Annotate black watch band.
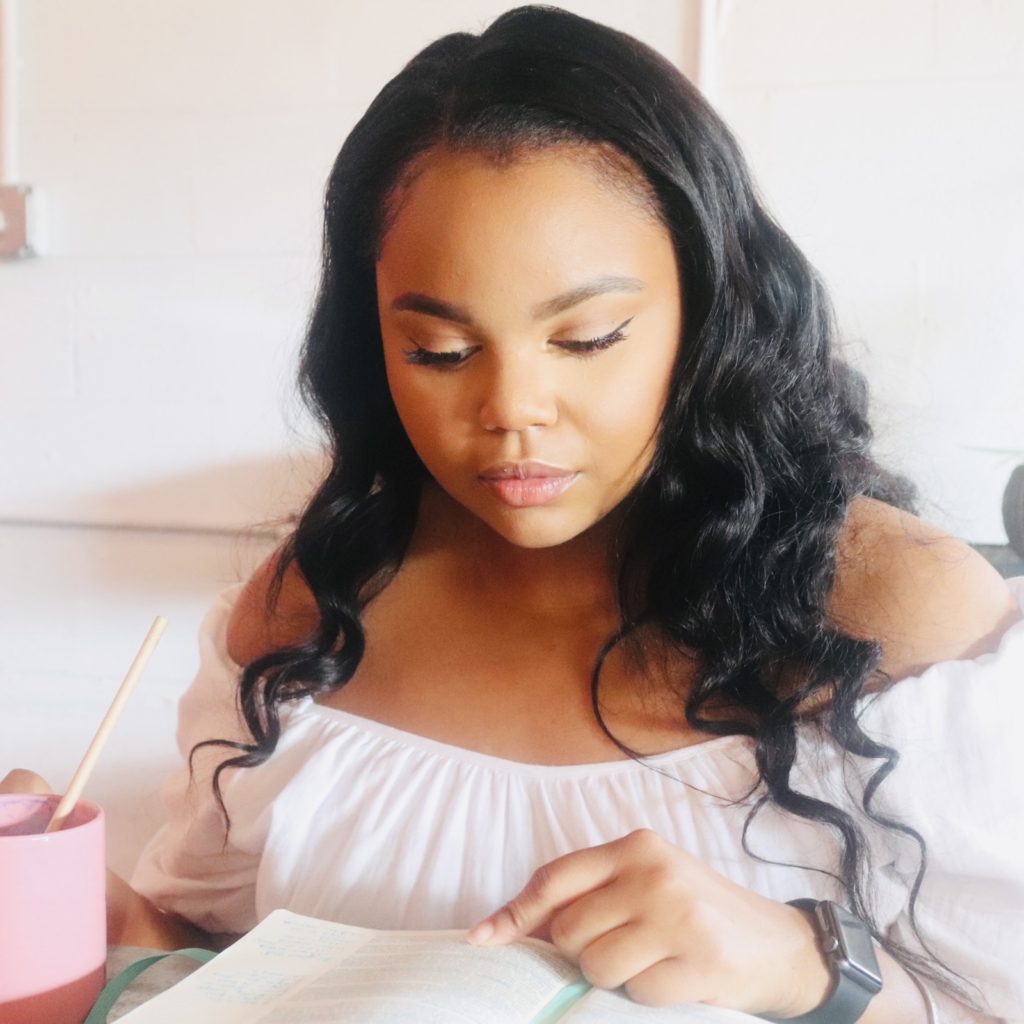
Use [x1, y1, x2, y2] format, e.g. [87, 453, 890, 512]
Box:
[760, 899, 883, 1024]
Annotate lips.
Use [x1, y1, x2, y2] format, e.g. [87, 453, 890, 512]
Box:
[478, 463, 580, 508]
[479, 461, 574, 480]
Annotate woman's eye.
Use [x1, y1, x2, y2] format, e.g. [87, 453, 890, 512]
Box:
[554, 317, 633, 357]
[401, 346, 475, 369]
[400, 317, 633, 369]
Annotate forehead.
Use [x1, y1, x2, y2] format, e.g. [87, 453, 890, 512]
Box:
[380, 142, 660, 237]
[375, 146, 675, 303]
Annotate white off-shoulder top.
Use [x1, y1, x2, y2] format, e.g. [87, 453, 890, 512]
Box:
[132, 578, 1024, 1019]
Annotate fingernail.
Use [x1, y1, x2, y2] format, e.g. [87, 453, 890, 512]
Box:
[466, 918, 495, 945]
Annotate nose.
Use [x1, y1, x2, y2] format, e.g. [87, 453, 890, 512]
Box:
[477, 353, 558, 433]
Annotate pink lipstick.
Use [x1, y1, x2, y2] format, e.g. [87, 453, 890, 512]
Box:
[479, 462, 579, 508]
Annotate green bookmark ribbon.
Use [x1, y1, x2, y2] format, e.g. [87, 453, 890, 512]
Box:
[84, 947, 217, 1023]
[530, 978, 593, 1024]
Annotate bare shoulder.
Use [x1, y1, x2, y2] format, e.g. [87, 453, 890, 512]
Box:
[226, 548, 320, 666]
[829, 496, 1023, 683]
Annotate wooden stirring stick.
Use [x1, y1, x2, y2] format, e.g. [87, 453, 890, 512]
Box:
[45, 615, 168, 833]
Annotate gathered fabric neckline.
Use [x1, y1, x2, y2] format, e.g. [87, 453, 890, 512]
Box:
[297, 696, 756, 779]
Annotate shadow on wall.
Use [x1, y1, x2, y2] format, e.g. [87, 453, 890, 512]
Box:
[23, 450, 330, 537]
[70, 522, 283, 598]
[3, 452, 328, 598]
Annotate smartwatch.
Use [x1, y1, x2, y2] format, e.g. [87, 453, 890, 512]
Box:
[761, 899, 883, 1024]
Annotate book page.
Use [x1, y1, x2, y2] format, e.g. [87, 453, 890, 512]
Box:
[119, 910, 581, 1024]
[563, 987, 765, 1023]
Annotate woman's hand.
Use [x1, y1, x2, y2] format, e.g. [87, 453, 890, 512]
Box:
[467, 829, 831, 1017]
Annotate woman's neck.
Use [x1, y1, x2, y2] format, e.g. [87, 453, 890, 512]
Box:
[407, 481, 622, 630]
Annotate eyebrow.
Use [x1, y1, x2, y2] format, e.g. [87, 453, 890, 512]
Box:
[389, 275, 646, 327]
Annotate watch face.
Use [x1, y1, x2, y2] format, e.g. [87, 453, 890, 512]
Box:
[821, 902, 884, 991]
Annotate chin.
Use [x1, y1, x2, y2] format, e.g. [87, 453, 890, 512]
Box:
[479, 510, 596, 550]
[432, 479, 608, 550]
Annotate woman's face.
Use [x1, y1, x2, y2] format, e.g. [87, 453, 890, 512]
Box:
[375, 146, 682, 550]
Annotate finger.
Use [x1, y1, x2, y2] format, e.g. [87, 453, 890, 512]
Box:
[575, 921, 666, 992]
[624, 955, 701, 1009]
[467, 842, 621, 946]
[0, 769, 53, 795]
[547, 879, 633, 961]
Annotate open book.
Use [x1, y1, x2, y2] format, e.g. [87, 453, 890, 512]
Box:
[119, 909, 763, 1023]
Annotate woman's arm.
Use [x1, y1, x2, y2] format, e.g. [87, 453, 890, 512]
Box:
[106, 869, 216, 950]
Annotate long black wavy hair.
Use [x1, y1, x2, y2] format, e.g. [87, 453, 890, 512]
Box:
[196, 4, 980, 1006]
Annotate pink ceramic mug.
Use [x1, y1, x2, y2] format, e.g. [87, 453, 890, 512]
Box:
[0, 793, 106, 1024]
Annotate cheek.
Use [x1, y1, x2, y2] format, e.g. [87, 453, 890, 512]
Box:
[578, 355, 674, 457]
[385, 364, 462, 460]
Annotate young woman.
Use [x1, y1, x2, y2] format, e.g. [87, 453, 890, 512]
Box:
[7, 6, 1022, 1022]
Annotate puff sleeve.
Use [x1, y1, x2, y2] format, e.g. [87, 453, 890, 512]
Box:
[855, 576, 1024, 1020]
[130, 585, 268, 935]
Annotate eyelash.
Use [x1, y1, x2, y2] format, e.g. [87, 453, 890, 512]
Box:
[402, 318, 634, 370]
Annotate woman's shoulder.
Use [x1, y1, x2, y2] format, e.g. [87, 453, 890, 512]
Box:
[223, 497, 1023, 682]
[829, 496, 1022, 683]
[226, 549, 320, 666]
